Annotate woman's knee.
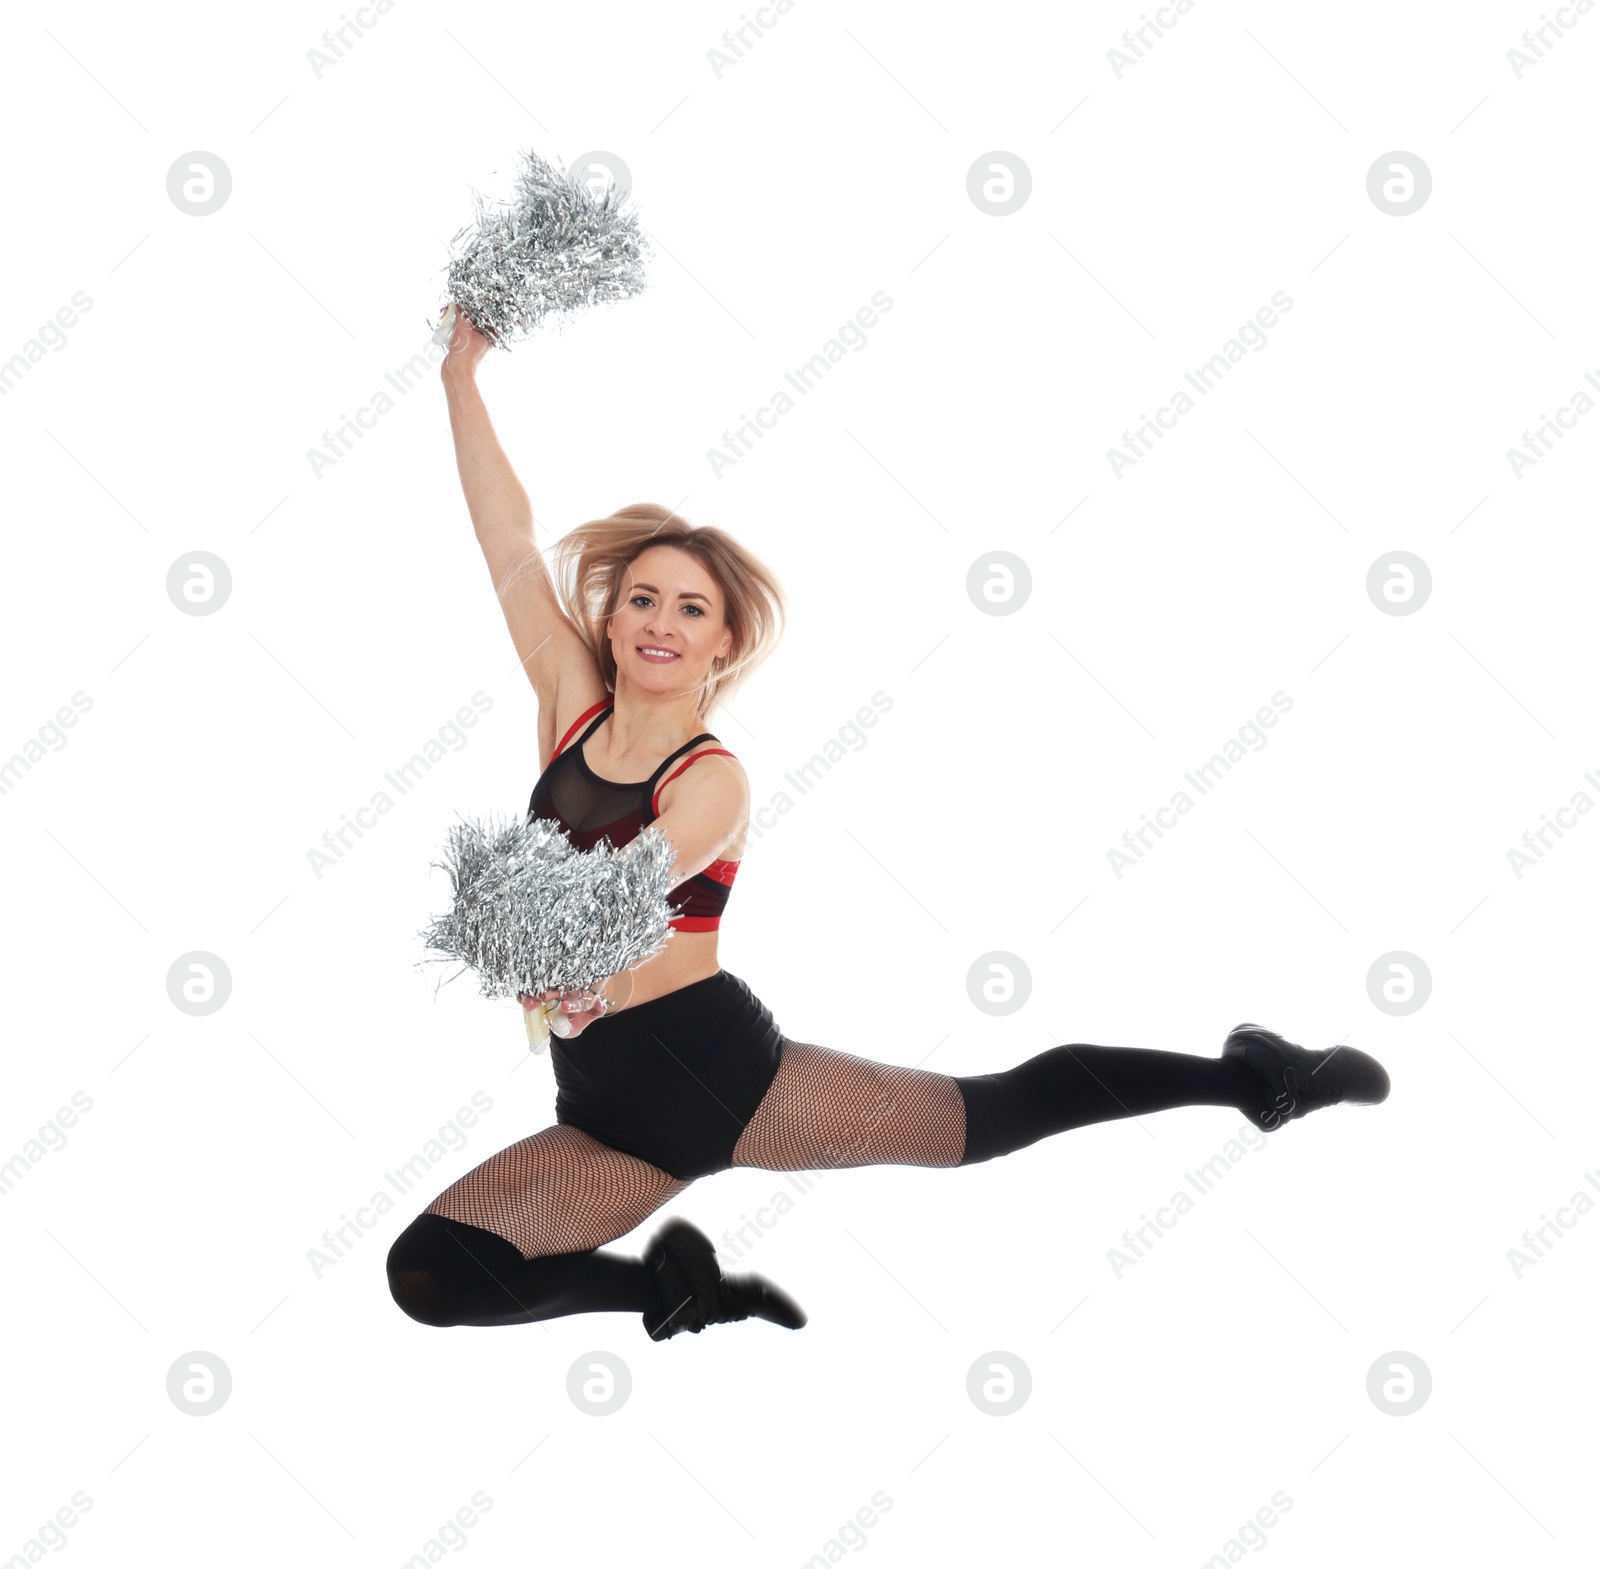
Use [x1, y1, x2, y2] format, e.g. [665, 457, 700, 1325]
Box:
[387, 1220, 461, 1326]
[387, 1262, 459, 1326]
[385, 1213, 526, 1327]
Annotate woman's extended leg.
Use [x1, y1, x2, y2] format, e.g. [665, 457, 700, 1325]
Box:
[387, 1124, 691, 1327]
[730, 1037, 1274, 1171]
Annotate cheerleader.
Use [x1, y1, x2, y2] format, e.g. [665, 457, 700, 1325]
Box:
[387, 311, 1390, 1341]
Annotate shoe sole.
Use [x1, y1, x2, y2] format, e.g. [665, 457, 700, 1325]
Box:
[734, 1273, 808, 1330]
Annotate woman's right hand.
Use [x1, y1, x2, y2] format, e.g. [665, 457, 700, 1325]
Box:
[439, 305, 494, 383]
[519, 986, 609, 1038]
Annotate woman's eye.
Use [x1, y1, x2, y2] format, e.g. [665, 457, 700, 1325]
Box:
[632, 594, 703, 615]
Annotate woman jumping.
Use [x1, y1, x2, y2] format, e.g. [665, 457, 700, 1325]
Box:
[386, 311, 1391, 1342]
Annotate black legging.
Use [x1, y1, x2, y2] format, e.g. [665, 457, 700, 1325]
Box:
[388, 1215, 658, 1326]
[386, 1042, 1267, 1327]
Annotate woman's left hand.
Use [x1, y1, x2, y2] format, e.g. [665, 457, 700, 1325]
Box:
[520, 986, 608, 1037]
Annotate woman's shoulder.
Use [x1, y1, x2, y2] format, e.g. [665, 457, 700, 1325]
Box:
[662, 737, 747, 793]
[658, 741, 750, 859]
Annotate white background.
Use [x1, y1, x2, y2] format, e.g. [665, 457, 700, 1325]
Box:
[2, 1, 1595, 1564]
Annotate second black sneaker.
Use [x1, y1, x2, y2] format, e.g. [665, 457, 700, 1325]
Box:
[641, 1217, 808, 1342]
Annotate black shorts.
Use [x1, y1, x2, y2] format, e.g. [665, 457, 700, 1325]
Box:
[550, 968, 785, 1181]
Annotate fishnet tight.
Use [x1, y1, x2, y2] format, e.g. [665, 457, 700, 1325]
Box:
[420, 1040, 966, 1259]
[423, 1123, 692, 1260]
[731, 1039, 967, 1170]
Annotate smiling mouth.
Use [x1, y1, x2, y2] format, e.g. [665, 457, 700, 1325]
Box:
[637, 646, 679, 662]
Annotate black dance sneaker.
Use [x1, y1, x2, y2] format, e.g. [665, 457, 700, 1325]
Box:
[641, 1217, 808, 1342]
[1222, 1023, 1391, 1132]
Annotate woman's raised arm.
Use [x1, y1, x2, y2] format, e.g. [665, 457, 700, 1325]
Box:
[439, 308, 589, 708]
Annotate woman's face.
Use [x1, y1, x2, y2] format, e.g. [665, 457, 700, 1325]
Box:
[608, 546, 733, 697]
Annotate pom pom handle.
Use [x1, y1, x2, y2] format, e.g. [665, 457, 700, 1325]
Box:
[433, 302, 458, 348]
[522, 994, 578, 1051]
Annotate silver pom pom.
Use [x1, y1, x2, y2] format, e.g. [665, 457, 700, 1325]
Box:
[416, 813, 679, 1005]
[433, 146, 652, 348]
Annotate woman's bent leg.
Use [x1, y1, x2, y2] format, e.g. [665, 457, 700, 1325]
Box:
[386, 1214, 667, 1326]
[387, 1124, 691, 1326]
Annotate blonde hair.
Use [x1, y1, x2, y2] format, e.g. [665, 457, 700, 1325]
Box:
[549, 502, 786, 720]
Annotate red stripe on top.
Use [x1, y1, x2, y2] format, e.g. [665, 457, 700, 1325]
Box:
[650, 748, 737, 815]
[551, 697, 613, 761]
